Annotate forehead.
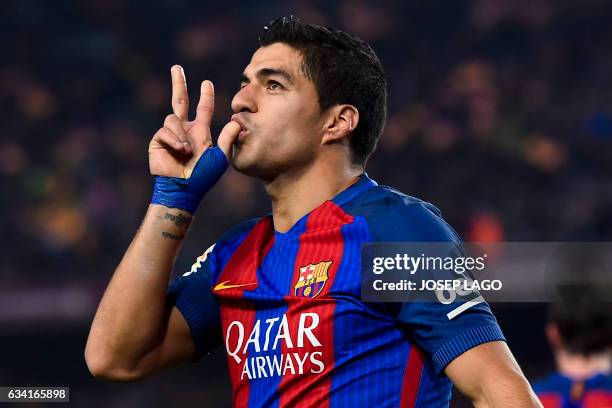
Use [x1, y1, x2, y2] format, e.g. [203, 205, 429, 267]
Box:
[245, 43, 305, 79]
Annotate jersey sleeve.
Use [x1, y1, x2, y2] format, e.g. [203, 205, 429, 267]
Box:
[167, 244, 222, 356]
[360, 190, 506, 374]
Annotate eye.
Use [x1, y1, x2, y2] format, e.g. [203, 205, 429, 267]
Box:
[266, 80, 283, 91]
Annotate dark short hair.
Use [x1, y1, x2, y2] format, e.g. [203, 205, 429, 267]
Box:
[259, 16, 387, 166]
[549, 302, 612, 356]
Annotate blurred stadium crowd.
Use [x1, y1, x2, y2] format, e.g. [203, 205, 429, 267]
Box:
[4, 0, 612, 286]
[1, 0, 611, 406]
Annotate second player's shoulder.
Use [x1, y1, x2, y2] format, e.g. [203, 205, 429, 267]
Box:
[342, 183, 462, 243]
[588, 373, 612, 391]
[532, 372, 569, 394]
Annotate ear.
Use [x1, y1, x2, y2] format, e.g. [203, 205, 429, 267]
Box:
[546, 323, 562, 350]
[321, 104, 359, 145]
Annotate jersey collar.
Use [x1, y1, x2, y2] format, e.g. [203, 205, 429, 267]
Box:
[331, 172, 378, 207]
[272, 173, 377, 238]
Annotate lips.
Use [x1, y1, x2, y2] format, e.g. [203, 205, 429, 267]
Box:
[231, 114, 248, 132]
[231, 115, 250, 142]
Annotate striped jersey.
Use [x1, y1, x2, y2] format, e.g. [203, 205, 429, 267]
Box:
[168, 174, 505, 407]
[534, 372, 612, 408]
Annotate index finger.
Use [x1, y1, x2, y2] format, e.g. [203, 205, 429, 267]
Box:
[171, 65, 189, 120]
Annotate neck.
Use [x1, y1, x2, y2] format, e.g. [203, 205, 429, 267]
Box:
[556, 349, 611, 381]
[264, 161, 362, 233]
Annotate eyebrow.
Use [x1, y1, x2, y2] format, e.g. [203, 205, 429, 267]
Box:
[240, 68, 295, 86]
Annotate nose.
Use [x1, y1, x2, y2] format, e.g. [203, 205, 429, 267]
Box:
[231, 84, 257, 114]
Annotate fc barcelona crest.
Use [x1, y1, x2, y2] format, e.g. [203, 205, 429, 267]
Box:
[294, 261, 332, 298]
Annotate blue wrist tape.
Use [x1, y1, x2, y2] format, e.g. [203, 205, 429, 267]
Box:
[151, 146, 228, 214]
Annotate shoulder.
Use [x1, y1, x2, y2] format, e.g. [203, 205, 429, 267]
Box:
[208, 216, 264, 261]
[341, 184, 462, 243]
[215, 217, 262, 248]
[588, 373, 612, 391]
[531, 373, 568, 393]
[186, 217, 262, 277]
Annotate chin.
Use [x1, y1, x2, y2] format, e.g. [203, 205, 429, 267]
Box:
[232, 153, 280, 180]
[231, 150, 260, 176]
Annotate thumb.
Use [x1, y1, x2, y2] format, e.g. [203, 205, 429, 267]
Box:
[217, 121, 242, 159]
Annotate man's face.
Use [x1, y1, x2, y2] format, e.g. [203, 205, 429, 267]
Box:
[230, 43, 323, 179]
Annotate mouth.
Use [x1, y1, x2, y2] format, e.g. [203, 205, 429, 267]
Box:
[231, 115, 248, 131]
[237, 128, 249, 142]
[231, 114, 250, 143]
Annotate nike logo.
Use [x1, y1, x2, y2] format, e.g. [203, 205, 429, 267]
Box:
[213, 280, 257, 291]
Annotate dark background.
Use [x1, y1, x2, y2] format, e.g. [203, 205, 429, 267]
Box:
[2, 0, 612, 406]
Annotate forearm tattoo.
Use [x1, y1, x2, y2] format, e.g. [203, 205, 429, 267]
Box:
[161, 231, 185, 240]
[159, 212, 190, 240]
[163, 212, 191, 228]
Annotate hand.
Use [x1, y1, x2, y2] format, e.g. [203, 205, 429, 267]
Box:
[148, 65, 241, 178]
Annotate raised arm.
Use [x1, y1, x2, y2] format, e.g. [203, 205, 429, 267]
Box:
[85, 66, 240, 381]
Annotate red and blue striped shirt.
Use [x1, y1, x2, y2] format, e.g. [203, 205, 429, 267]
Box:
[168, 174, 505, 407]
[534, 372, 612, 408]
